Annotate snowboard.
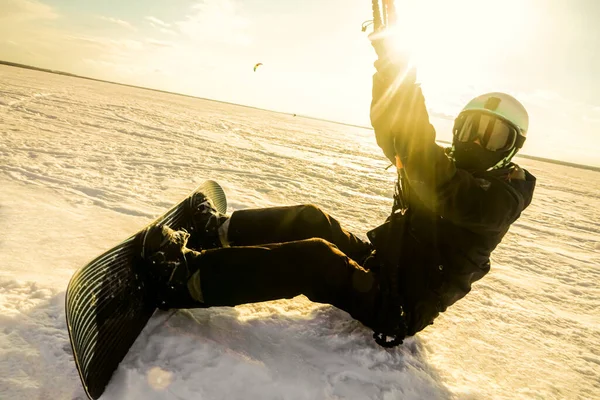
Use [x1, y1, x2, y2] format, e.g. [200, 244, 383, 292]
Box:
[65, 180, 227, 400]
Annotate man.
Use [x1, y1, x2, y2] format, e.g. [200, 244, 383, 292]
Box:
[365, 33, 537, 339]
[142, 34, 536, 346]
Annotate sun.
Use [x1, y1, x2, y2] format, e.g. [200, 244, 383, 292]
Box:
[384, 0, 535, 109]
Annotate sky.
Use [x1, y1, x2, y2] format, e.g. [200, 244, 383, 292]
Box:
[1, 0, 599, 167]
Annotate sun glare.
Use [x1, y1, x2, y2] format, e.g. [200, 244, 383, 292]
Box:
[385, 0, 535, 110]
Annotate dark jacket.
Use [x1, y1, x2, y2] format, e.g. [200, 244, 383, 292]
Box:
[393, 164, 535, 335]
[369, 75, 536, 336]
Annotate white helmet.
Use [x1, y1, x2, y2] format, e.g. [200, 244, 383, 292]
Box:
[452, 92, 529, 169]
[457, 92, 528, 144]
[462, 92, 527, 134]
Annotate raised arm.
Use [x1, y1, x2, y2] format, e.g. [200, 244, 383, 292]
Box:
[369, 35, 525, 233]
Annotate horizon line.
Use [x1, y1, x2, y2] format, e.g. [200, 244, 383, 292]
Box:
[1, 59, 598, 173]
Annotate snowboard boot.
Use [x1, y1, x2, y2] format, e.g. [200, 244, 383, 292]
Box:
[141, 224, 206, 310]
[186, 192, 229, 251]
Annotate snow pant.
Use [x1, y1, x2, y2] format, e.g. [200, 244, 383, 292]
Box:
[225, 204, 373, 264]
[184, 205, 384, 331]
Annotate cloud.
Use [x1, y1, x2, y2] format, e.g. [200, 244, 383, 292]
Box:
[98, 16, 136, 31]
[518, 89, 598, 115]
[110, 38, 144, 51]
[176, 0, 251, 45]
[63, 35, 144, 52]
[146, 39, 175, 48]
[160, 28, 178, 36]
[0, 0, 58, 21]
[145, 16, 178, 36]
[145, 16, 170, 28]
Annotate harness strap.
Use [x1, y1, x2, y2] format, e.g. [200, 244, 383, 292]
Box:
[372, 168, 408, 347]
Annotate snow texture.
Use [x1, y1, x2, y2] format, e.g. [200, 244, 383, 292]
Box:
[1, 65, 599, 400]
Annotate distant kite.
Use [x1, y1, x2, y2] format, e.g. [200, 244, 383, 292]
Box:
[253, 63, 263, 72]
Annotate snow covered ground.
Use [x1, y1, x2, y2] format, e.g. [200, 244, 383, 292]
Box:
[1, 64, 599, 400]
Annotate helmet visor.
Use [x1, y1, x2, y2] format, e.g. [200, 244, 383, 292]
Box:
[454, 112, 518, 152]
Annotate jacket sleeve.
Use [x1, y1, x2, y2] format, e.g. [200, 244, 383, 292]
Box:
[370, 57, 418, 164]
[375, 80, 524, 234]
[422, 170, 525, 234]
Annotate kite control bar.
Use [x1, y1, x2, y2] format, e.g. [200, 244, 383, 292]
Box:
[362, 0, 397, 33]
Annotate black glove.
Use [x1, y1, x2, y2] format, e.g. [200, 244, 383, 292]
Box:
[369, 32, 414, 79]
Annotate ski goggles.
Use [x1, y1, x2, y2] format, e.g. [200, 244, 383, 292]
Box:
[453, 112, 523, 152]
